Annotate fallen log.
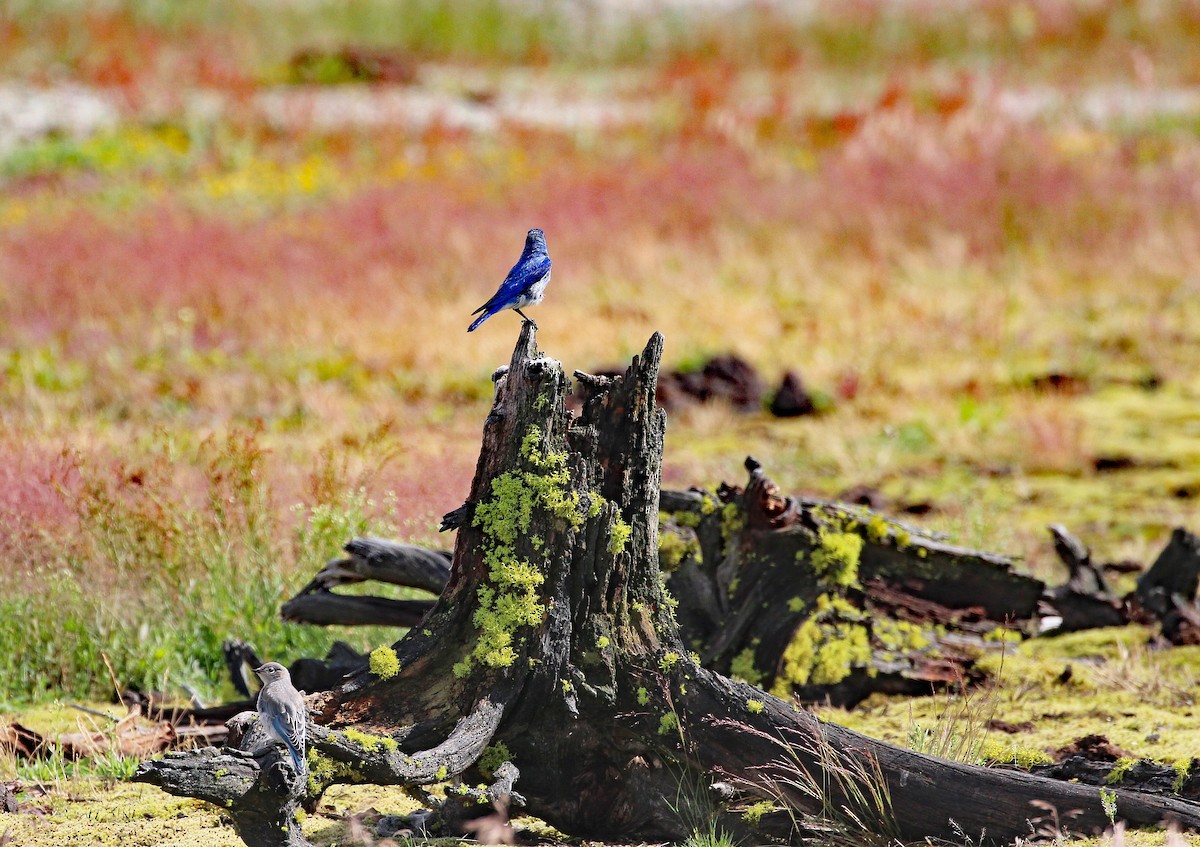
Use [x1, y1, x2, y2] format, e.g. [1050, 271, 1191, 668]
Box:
[1137, 528, 1200, 620]
[658, 456, 1044, 705]
[1, 711, 176, 760]
[136, 325, 1200, 846]
[282, 468, 1042, 706]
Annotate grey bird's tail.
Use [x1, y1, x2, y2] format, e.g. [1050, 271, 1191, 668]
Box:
[284, 740, 306, 774]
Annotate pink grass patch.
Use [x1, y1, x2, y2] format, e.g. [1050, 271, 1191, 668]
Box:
[0, 443, 83, 568]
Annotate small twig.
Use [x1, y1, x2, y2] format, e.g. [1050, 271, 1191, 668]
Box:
[182, 684, 207, 710]
[101, 652, 124, 704]
[67, 703, 119, 723]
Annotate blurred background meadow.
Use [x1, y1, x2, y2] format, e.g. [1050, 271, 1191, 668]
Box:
[0, 0, 1198, 732]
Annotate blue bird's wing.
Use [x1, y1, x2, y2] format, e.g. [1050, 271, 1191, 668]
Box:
[472, 254, 551, 315]
[510, 253, 552, 297]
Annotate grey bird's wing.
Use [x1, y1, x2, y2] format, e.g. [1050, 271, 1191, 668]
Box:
[278, 685, 308, 748]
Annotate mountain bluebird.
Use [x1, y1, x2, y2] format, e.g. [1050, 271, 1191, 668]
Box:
[255, 662, 307, 775]
[468, 228, 552, 332]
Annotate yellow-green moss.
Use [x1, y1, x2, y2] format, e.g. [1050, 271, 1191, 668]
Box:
[720, 502, 745, 540]
[808, 530, 864, 588]
[307, 749, 367, 795]
[1106, 756, 1137, 784]
[368, 646, 401, 679]
[742, 799, 776, 825]
[597, 635, 610, 649]
[1174, 758, 1192, 791]
[700, 494, 718, 516]
[983, 626, 1022, 643]
[466, 425, 590, 669]
[660, 650, 681, 671]
[771, 594, 871, 697]
[658, 712, 679, 735]
[866, 515, 890, 543]
[1018, 625, 1148, 661]
[477, 742, 512, 780]
[0, 782, 231, 847]
[746, 699, 764, 714]
[979, 740, 1053, 769]
[608, 516, 632, 555]
[658, 528, 700, 571]
[636, 686, 650, 705]
[670, 509, 702, 528]
[873, 618, 931, 656]
[730, 647, 764, 686]
[435, 765, 449, 781]
[342, 727, 399, 753]
[817, 627, 1200, 783]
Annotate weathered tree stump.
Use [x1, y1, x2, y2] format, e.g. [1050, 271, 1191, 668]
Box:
[138, 325, 1200, 845]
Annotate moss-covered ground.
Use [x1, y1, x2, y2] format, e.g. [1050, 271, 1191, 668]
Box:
[817, 626, 1200, 770]
[7, 626, 1200, 844]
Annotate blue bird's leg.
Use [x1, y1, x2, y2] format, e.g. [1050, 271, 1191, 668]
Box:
[514, 307, 536, 328]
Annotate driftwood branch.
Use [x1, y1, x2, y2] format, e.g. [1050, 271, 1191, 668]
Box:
[281, 594, 433, 628]
[280, 539, 449, 627]
[308, 694, 506, 786]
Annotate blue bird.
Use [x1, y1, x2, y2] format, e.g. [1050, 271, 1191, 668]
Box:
[468, 228, 552, 332]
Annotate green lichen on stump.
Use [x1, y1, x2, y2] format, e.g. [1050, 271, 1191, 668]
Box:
[729, 647, 764, 686]
[477, 742, 512, 780]
[608, 516, 632, 555]
[368, 646, 401, 679]
[807, 529, 864, 588]
[467, 425, 588, 669]
[341, 727, 399, 753]
[657, 526, 700, 571]
[742, 800, 776, 826]
[307, 749, 368, 795]
[772, 594, 871, 698]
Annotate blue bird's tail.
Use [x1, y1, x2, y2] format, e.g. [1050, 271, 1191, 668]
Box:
[467, 312, 490, 332]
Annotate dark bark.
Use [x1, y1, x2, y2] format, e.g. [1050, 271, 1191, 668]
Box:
[1137, 528, 1200, 618]
[280, 593, 432, 628]
[1033, 526, 1200, 641]
[139, 325, 1200, 846]
[221, 640, 370, 701]
[303, 538, 451, 595]
[1041, 525, 1126, 634]
[1033, 756, 1200, 800]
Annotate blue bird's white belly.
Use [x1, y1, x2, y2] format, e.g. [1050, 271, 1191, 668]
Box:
[514, 270, 550, 309]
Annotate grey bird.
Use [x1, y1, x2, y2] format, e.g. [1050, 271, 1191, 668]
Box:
[255, 662, 307, 774]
